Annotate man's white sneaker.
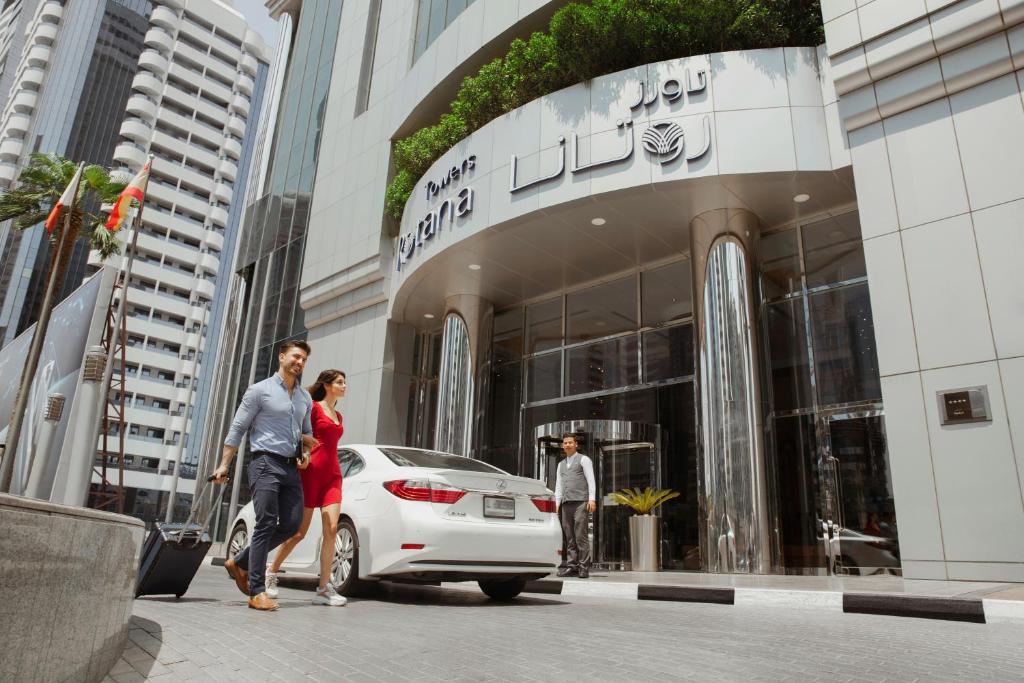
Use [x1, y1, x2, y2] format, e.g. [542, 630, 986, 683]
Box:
[313, 584, 347, 606]
[265, 572, 280, 599]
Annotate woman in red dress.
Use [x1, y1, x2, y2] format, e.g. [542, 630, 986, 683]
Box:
[266, 369, 347, 606]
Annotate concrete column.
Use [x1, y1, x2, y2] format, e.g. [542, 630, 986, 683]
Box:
[690, 208, 770, 574]
[434, 294, 491, 456]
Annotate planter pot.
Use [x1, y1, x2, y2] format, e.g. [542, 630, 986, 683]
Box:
[629, 514, 659, 571]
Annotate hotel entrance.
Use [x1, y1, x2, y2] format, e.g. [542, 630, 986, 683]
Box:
[535, 421, 661, 570]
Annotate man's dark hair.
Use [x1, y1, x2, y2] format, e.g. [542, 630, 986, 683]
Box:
[561, 433, 577, 442]
[279, 339, 311, 356]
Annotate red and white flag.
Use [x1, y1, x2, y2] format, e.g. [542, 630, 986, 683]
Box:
[105, 159, 151, 231]
[44, 163, 84, 234]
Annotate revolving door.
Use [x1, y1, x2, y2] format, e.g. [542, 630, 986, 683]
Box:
[535, 420, 661, 570]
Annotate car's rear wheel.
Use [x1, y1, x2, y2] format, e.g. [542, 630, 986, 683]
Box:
[331, 519, 368, 596]
[478, 579, 526, 600]
[227, 523, 247, 560]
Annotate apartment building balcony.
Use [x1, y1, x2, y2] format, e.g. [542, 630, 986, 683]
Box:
[240, 52, 258, 76]
[197, 251, 219, 274]
[127, 346, 184, 374]
[204, 57, 236, 87]
[151, 5, 178, 32]
[145, 206, 207, 243]
[136, 230, 200, 269]
[119, 117, 152, 144]
[201, 78, 233, 107]
[221, 137, 241, 160]
[242, 28, 261, 52]
[126, 315, 185, 344]
[125, 405, 176, 431]
[217, 157, 237, 182]
[208, 205, 229, 228]
[11, 91, 37, 114]
[129, 288, 191, 319]
[212, 182, 232, 204]
[229, 93, 250, 118]
[113, 141, 148, 168]
[139, 50, 169, 78]
[0, 162, 18, 183]
[144, 27, 174, 53]
[40, 0, 62, 22]
[25, 44, 50, 67]
[0, 138, 24, 161]
[193, 277, 215, 300]
[131, 71, 163, 97]
[147, 181, 208, 216]
[124, 376, 177, 403]
[5, 113, 30, 135]
[127, 94, 157, 122]
[225, 115, 244, 138]
[186, 303, 209, 324]
[21, 67, 45, 88]
[236, 73, 254, 97]
[32, 23, 57, 45]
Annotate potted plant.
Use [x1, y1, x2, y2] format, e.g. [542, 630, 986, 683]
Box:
[608, 487, 680, 572]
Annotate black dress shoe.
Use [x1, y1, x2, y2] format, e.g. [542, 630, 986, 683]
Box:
[577, 568, 589, 579]
[556, 567, 577, 577]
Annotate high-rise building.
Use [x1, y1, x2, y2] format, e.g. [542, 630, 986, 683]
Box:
[0, 0, 153, 344]
[81, 0, 272, 524]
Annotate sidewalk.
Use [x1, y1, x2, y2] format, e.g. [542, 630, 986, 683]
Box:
[476, 570, 1024, 624]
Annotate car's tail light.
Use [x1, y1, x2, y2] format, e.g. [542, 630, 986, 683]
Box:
[383, 479, 466, 504]
[531, 495, 556, 513]
[400, 543, 425, 550]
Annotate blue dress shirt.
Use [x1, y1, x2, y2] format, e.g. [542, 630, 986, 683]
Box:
[224, 373, 313, 457]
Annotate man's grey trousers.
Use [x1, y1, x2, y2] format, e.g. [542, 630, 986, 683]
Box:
[559, 501, 591, 570]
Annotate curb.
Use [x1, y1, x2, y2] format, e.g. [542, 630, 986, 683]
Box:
[523, 579, 1019, 624]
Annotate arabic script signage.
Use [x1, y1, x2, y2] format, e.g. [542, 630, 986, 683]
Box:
[510, 68, 711, 193]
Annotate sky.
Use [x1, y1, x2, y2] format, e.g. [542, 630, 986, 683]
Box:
[229, 0, 281, 46]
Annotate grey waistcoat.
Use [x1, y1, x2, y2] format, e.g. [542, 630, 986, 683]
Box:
[558, 454, 589, 502]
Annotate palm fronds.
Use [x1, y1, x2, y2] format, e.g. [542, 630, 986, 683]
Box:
[607, 487, 680, 515]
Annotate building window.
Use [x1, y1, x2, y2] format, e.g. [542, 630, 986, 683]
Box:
[412, 0, 477, 63]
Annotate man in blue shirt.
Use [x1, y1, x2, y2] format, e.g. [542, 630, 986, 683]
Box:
[213, 340, 318, 611]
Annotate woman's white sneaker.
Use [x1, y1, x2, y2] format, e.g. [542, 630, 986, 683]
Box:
[313, 584, 347, 606]
[265, 572, 280, 599]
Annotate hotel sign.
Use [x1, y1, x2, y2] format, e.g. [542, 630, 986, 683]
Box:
[510, 68, 711, 193]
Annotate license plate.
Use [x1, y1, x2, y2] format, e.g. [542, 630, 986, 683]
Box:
[483, 496, 515, 519]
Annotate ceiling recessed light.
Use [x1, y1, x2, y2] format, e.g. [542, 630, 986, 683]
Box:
[591, 217, 606, 226]
[423, 313, 434, 319]
[793, 193, 810, 203]
[468, 264, 481, 270]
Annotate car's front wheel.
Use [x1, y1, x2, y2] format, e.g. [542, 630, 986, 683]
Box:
[478, 579, 527, 600]
[227, 523, 247, 560]
[331, 518, 368, 596]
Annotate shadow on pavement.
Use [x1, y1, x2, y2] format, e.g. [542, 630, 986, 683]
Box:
[135, 596, 221, 603]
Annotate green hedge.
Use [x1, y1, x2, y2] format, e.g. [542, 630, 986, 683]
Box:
[385, 0, 824, 220]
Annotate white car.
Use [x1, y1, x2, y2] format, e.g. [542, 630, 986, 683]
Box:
[226, 444, 561, 599]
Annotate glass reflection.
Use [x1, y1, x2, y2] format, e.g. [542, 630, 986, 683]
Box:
[771, 415, 825, 571]
[565, 335, 639, 395]
[764, 299, 812, 411]
[760, 229, 801, 300]
[802, 212, 866, 288]
[566, 276, 637, 343]
[643, 324, 694, 381]
[526, 298, 561, 354]
[527, 351, 561, 402]
[493, 307, 523, 360]
[641, 260, 692, 325]
[809, 284, 882, 406]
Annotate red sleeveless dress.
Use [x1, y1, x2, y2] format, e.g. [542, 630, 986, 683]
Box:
[300, 401, 343, 508]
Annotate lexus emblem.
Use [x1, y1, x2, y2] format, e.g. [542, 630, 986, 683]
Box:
[642, 121, 686, 163]
[496, 480, 507, 491]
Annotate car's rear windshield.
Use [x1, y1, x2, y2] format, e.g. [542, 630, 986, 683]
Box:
[378, 447, 506, 473]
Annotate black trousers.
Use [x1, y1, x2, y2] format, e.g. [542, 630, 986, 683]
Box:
[232, 452, 303, 596]
[559, 501, 591, 571]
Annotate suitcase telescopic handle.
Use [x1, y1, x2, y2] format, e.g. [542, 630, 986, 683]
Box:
[175, 476, 229, 543]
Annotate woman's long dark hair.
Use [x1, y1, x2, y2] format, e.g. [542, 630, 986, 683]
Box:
[307, 369, 346, 402]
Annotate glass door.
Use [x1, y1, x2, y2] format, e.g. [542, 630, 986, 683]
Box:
[821, 413, 901, 575]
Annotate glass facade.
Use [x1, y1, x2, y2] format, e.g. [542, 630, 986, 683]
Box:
[462, 210, 897, 575]
[412, 0, 478, 62]
[211, 0, 341, 539]
[760, 210, 898, 575]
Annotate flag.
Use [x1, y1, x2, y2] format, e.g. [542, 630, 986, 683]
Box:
[44, 163, 84, 234]
[105, 159, 151, 231]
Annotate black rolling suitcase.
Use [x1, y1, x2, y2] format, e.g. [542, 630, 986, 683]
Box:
[135, 478, 226, 598]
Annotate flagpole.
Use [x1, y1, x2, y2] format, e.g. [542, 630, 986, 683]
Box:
[0, 162, 86, 493]
[96, 154, 153, 484]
